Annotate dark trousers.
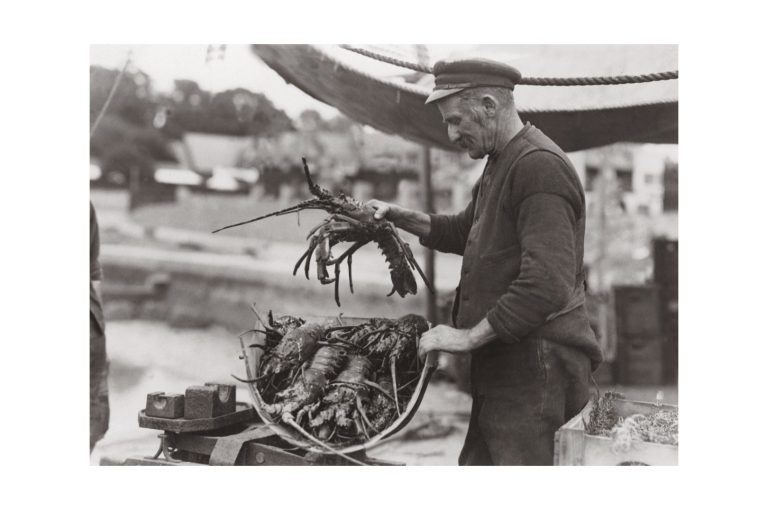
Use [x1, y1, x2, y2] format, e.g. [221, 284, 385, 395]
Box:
[90, 313, 109, 452]
[459, 339, 591, 465]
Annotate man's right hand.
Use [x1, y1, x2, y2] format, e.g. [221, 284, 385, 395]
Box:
[365, 199, 400, 222]
[364, 199, 432, 238]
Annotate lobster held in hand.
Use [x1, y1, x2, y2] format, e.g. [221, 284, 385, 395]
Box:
[213, 158, 433, 306]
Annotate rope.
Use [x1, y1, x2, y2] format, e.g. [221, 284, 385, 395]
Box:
[341, 44, 431, 73]
[521, 72, 678, 86]
[340, 45, 678, 86]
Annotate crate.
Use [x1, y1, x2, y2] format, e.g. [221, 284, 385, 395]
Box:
[613, 286, 664, 386]
[617, 337, 663, 385]
[653, 238, 678, 287]
[554, 398, 678, 465]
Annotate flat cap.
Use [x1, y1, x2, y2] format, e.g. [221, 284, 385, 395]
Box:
[425, 58, 522, 104]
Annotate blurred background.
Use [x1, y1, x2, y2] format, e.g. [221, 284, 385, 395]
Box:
[90, 44, 678, 464]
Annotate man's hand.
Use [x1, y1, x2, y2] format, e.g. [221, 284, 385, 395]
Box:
[418, 319, 498, 361]
[365, 199, 400, 221]
[364, 199, 432, 238]
[418, 325, 473, 361]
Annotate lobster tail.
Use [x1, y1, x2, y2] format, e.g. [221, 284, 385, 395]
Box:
[377, 234, 418, 297]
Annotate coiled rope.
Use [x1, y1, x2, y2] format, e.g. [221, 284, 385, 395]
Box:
[340, 45, 678, 86]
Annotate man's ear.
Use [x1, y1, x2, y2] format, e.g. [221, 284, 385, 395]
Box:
[480, 95, 498, 117]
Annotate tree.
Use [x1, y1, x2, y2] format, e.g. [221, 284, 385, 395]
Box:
[90, 65, 175, 169]
[158, 83, 294, 138]
[98, 142, 154, 189]
[297, 110, 356, 134]
[90, 65, 156, 127]
[298, 109, 324, 131]
[324, 114, 355, 134]
[90, 113, 176, 162]
[245, 91, 294, 137]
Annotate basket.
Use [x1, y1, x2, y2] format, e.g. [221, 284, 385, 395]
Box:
[238, 313, 438, 456]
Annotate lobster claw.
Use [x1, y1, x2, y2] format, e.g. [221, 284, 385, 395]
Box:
[315, 237, 336, 284]
[318, 270, 336, 285]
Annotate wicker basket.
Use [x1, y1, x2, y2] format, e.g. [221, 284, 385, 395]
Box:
[239, 313, 437, 456]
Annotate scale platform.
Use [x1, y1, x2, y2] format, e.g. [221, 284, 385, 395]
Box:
[124, 402, 401, 466]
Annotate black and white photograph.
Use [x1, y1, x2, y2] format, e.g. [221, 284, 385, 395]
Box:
[8, 1, 768, 509]
[88, 44, 679, 466]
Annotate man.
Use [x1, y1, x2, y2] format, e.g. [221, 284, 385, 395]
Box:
[366, 59, 603, 465]
[90, 201, 109, 452]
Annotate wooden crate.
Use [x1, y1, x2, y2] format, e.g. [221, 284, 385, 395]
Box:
[554, 398, 678, 465]
[613, 286, 664, 386]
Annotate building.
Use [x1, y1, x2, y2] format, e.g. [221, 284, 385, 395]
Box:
[566, 143, 679, 292]
[569, 143, 679, 218]
[170, 133, 259, 192]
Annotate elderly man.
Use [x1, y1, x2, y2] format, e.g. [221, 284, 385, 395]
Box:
[367, 59, 603, 465]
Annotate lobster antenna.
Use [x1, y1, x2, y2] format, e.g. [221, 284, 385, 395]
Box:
[211, 203, 312, 233]
[301, 157, 321, 195]
[410, 257, 435, 294]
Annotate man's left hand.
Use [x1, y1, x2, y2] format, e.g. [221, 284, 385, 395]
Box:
[418, 324, 475, 361]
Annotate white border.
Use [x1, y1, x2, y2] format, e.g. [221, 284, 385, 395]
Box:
[5, 0, 767, 510]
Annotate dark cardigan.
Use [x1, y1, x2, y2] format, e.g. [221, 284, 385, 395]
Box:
[421, 123, 603, 390]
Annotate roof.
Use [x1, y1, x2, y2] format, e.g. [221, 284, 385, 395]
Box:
[251, 44, 678, 152]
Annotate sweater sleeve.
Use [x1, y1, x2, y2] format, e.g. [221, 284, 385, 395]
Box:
[486, 151, 582, 343]
[419, 197, 475, 256]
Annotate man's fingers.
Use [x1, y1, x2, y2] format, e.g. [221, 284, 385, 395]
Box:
[373, 205, 388, 220]
[365, 200, 389, 220]
[418, 333, 432, 362]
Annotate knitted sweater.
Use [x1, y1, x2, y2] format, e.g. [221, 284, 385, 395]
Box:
[421, 123, 603, 385]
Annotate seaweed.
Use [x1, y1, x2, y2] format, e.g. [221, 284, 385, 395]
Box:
[586, 391, 679, 451]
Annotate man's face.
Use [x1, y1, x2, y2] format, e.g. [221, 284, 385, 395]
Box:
[437, 94, 494, 159]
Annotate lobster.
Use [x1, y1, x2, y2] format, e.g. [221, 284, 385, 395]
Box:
[249, 308, 305, 350]
[265, 345, 347, 421]
[256, 322, 326, 401]
[366, 314, 430, 414]
[237, 313, 432, 461]
[367, 376, 399, 434]
[213, 158, 434, 306]
[322, 317, 394, 352]
[308, 355, 377, 441]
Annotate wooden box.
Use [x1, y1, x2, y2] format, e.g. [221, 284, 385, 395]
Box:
[554, 398, 678, 466]
[613, 286, 664, 386]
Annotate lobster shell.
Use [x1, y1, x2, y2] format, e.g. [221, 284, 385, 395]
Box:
[240, 313, 438, 455]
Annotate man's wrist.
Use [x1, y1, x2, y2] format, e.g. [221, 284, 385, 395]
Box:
[386, 207, 431, 239]
[467, 318, 497, 350]
[387, 204, 405, 225]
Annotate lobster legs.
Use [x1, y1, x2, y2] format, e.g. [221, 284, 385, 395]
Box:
[293, 215, 377, 306]
[214, 159, 433, 305]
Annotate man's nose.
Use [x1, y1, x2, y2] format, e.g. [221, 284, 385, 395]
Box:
[447, 125, 461, 144]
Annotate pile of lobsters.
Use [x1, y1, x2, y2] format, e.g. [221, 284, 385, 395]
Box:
[239, 311, 430, 447]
